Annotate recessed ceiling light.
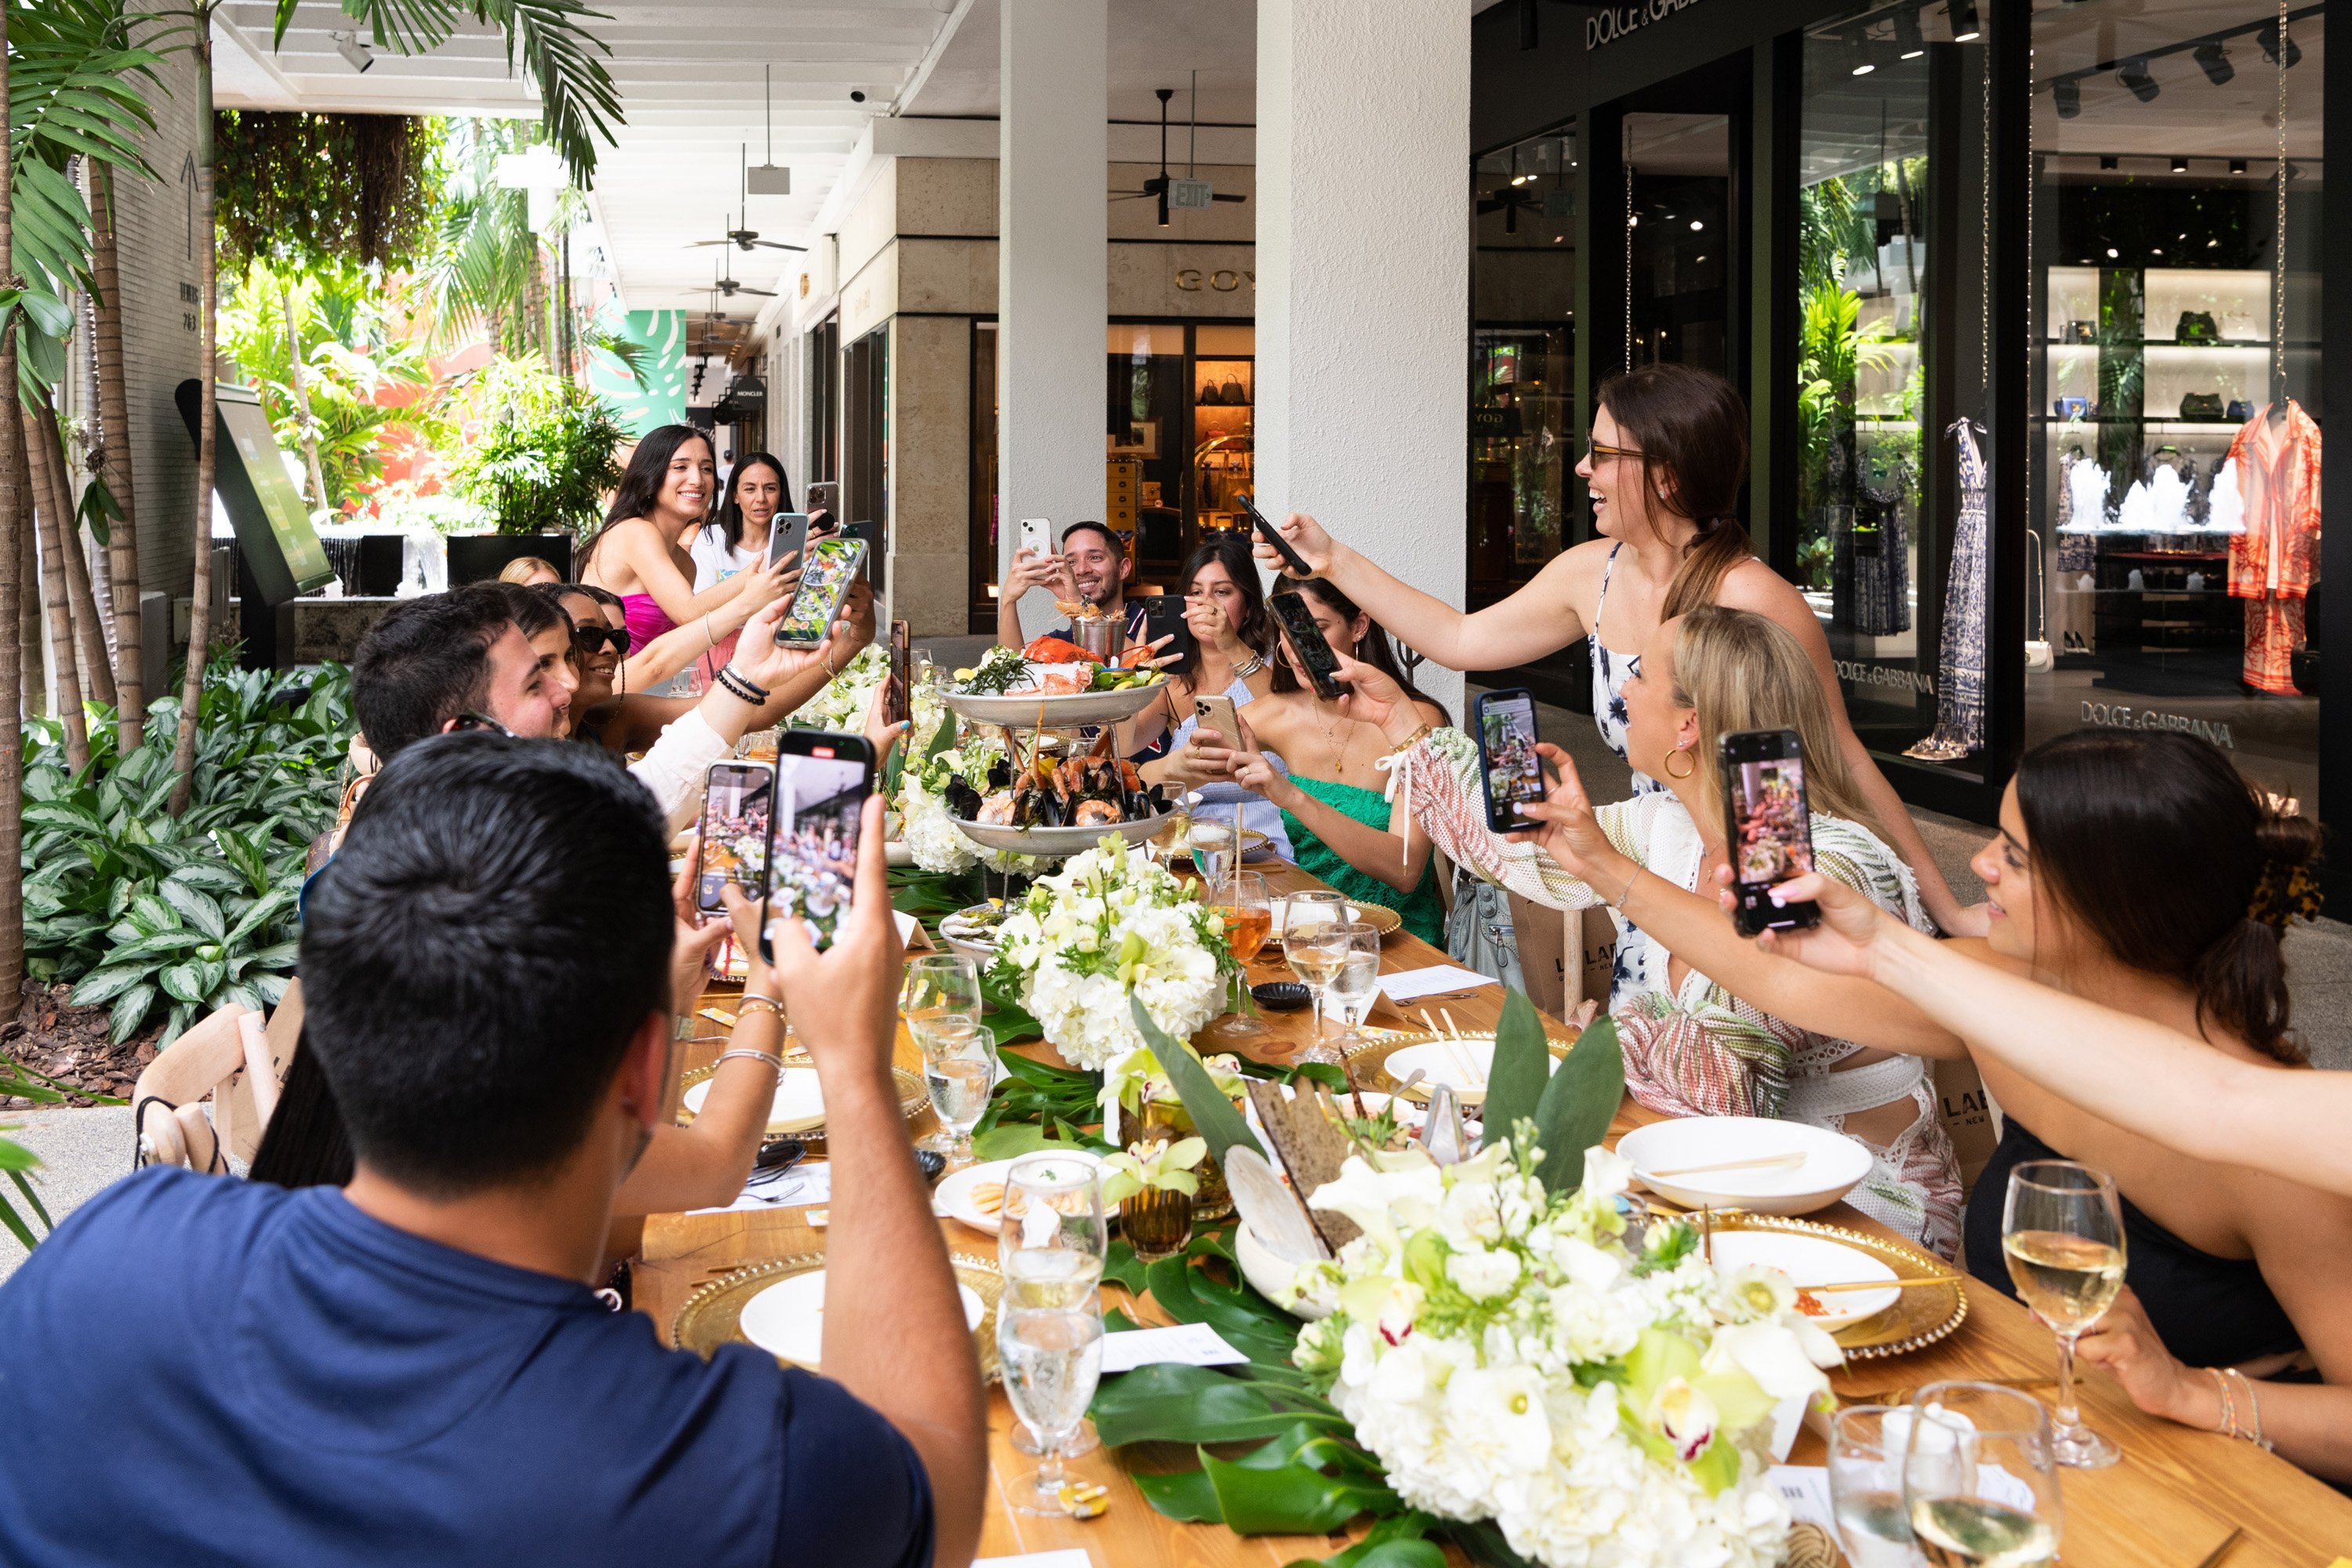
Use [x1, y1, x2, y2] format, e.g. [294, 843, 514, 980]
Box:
[2106, 246, 2120, 258]
[1690, 220, 1704, 230]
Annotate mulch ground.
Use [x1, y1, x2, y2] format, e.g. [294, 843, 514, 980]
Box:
[3, 982, 162, 1109]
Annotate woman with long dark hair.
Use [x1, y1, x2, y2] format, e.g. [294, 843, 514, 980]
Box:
[1512, 725, 2352, 1483]
[1252, 363, 1974, 933]
[1212, 576, 1449, 943]
[579, 425, 787, 656]
[692, 452, 795, 591]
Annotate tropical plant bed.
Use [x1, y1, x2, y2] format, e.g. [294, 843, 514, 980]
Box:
[2, 982, 160, 1109]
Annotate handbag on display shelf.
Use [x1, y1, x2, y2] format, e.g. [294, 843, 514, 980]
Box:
[2179, 392, 2227, 420]
[2174, 310, 2220, 343]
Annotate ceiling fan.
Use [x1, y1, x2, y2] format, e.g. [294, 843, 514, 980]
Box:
[706, 257, 775, 302]
[1109, 79, 1247, 227]
[685, 147, 808, 254]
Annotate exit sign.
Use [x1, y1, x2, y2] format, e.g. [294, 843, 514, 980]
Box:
[1168, 179, 1215, 210]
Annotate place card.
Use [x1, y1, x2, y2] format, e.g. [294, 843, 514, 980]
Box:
[1377, 965, 1499, 1005]
[1764, 1465, 1835, 1531]
[1098, 1322, 1250, 1375]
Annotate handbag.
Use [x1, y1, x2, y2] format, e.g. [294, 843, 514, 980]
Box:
[1219, 373, 1248, 406]
[2180, 393, 2226, 420]
[2175, 310, 2220, 343]
[2227, 398, 2256, 423]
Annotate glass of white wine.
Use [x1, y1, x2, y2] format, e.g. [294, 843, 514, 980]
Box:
[997, 1300, 1105, 1515]
[1828, 1406, 1929, 1568]
[1283, 919, 1351, 1066]
[2001, 1158, 2126, 1468]
[1902, 1382, 2063, 1568]
[1320, 920, 1383, 1054]
[903, 953, 990, 1162]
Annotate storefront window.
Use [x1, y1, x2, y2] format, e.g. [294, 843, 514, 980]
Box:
[1094, 321, 1256, 583]
[2026, 0, 2321, 812]
[1192, 324, 1256, 550]
[1470, 128, 1576, 622]
[805, 313, 838, 487]
[843, 323, 888, 586]
[1798, 5, 1988, 769]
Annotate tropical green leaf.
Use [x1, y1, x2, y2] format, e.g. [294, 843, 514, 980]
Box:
[70, 963, 152, 1007]
[158, 963, 209, 1004]
[1129, 995, 1255, 1170]
[107, 982, 158, 1044]
[158, 879, 226, 941]
[1478, 988, 1552, 1149]
[1090, 1362, 1336, 1447]
[1530, 1015, 1624, 1196]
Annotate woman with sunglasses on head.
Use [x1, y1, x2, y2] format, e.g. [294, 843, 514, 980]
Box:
[1253, 363, 1975, 935]
[579, 426, 792, 660]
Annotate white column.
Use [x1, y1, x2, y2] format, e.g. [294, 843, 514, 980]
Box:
[998, 0, 1107, 641]
[1256, 0, 1471, 714]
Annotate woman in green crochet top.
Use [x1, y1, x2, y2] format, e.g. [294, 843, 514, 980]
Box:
[1200, 576, 1450, 944]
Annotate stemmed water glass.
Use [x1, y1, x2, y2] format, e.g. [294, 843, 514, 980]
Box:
[2002, 1159, 2126, 1468]
[1828, 1406, 1928, 1568]
[1207, 870, 1272, 1039]
[903, 953, 990, 1163]
[1000, 1154, 1109, 1458]
[1319, 920, 1382, 1055]
[998, 1299, 1105, 1515]
[1902, 1382, 2064, 1566]
[1283, 916, 1352, 1067]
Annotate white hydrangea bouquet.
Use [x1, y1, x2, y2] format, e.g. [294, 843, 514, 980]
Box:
[1289, 1134, 1842, 1568]
[988, 835, 1235, 1069]
[787, 644, 946, 739]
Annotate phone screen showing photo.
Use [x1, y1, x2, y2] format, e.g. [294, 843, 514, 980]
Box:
[1729, 755, 1815, 890]
[767, 744, 869, 949]
[695, 764, 775, 917]
[1268, 591, 1345, 698]
[776, 537, 862, 645]
[1477, 694, 1545, 829]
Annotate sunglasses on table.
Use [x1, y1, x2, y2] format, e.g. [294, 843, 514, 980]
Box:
[572, 625, 632, 656]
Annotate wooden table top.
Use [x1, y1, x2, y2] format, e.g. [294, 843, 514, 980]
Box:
[638, 862, 2352, 1567]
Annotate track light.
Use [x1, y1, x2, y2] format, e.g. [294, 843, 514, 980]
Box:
[2172, 156, 2190, 172]
[2053, 78, 2081, 118]
[2119, 57, 2158, 103]
[2256, 20, 2301, 69]
[1893, 5, 1924, 53]
[1950, 2, 1980, 43]
[2194, 41, 2234, 86]
[332, 30, 373, 72]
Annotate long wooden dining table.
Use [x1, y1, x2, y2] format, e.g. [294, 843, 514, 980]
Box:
[639, 860, 2352, 1566]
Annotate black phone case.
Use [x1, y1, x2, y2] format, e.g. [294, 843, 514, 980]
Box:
[1139, 596, 1194, 664]
[1473, 691, 1543, 834]
[1269, 592, 1345, 700]
[1241, 496, 1312, 577]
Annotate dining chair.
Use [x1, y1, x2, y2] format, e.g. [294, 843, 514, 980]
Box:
[129, 984, 303, 1174]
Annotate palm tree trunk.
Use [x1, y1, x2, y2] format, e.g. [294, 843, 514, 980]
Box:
[0, 1, 26, 1000]
[169, 12, 216, 815]
[25, 411, 90, 770]
[34, 401, 117, 711]
[280, 286, 329, 513]
[90, 158, 145, 750]
[17, 514, 40, 719]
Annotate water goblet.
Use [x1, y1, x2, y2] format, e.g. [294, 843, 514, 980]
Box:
[997, 1301, 1105, 1515]
[1829, 1406, 1928, 1568]
[903, 953, 989, 1162]
[1319, 920, 1383, 1054]
[1207, 870, 1273, 1039]
[1903, 1381, 2063, 1567]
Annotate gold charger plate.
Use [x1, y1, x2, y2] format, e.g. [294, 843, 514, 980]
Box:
[675, 1063, 927, 1140]
[1351, 1029, 1570, 1102]
[1700, 1211, 1967, 1360]
[672, 1252, 1007, 1378]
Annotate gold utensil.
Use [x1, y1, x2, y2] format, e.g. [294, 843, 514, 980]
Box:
[1795, 1275, 1963, 1294]
[1649, 1152, 1811, 1179]
[2190, 1525, 2242, 1568]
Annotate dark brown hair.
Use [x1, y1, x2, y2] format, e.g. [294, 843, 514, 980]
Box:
[1271, 575, 1446, 722]
[2016, 729, 2323, 1064]
[579, 424, 713, 574]
[1171, 532, 1270, 685]
[1594, 363, 1751, 618]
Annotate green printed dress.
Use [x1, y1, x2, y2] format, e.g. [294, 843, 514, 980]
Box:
[1279, 775, 1446, 947]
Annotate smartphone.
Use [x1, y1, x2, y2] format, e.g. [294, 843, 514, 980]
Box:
[1472, 688, 1547, 834]
[766, 513, 810, 572]
[1240, 494, 1312, 578]
[1721, 728, 1822, 938]
[1192, 692, 1240, 749]
[693, 760, 777, 919]
[1267, 590, 1346, 701]
[759, 731, 876, 957]
[1137, 593, 1194, 666]
[887, 620, 911, 728]
[1018, 517, 1053, 561]
[806, 481, 840, 531]
[773, 536, 867, 648]
[844, 520, 882, 586]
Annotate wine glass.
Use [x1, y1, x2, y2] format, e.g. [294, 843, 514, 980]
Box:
[1902, 1382, 2063, 1567]
[1188, 808, 1239, 888]
[1828, 1406, 1929, 1568]
[1320, 920, 1383, 1055]
[1000, 1155, 1109, 1458]
[997, 1300, 1105, 1515]
[1283, 919, 1352, 1066]
[903, 953, 990, 1163]
[1208, 871, 1273, 1039]
[2002, 1159, 2126, 1468]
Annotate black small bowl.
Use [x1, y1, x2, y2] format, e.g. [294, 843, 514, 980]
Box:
[1251, 981, 1312, 1011]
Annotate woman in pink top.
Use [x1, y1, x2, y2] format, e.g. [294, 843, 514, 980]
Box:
[579, 426, 788, 662]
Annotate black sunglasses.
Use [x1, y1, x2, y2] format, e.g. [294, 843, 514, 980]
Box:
[450, 710, 517, 738]
[572, 624, 632, 657]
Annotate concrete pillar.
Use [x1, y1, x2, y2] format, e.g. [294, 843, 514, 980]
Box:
[1256, 0, 1472, 715]
[997, 0, 1107, 641]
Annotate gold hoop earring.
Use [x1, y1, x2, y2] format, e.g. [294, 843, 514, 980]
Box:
[1663, 746, 1697, 780]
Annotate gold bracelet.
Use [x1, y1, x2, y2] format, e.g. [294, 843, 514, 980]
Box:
[705, 612, 717, 649]
[2228, 1367, 2272, 1450]
[1388, 723, 1434, 756]
[737, 996, 784, 1022]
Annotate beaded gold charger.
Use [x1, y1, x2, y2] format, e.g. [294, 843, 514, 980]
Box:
[673, 1252, 1007, 1379]
[1698, 1212, 1968, 1359]
[673, 1063, 927, 1140]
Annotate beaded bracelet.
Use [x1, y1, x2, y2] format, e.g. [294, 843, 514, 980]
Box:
[737, 995, 784, 1021]
[717, 666, 770, 705]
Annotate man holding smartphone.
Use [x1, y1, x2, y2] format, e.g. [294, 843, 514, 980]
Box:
[995, 520, 1147, 650]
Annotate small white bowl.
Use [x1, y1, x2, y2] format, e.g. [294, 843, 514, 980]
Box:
[1616, 1116, 1873, 1217]
[1235, 1221, 1329, 1319]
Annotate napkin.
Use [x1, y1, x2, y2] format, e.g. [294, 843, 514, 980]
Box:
[1377, 966, 1498, 1004]
[687, 1161, 833, 1216]
[1098, 1323, 1249, 1374]
[973, 1553, 1091, 1568]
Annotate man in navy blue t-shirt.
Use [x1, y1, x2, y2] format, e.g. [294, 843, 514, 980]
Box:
[0, 738, 985, 1567]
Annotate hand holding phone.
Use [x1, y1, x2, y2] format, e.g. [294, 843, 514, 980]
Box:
[1239, 495, 1313, 579]
[773, 537, 868, 648]
[767, 513, 811, 571]
[1137, 594, 1195, 666]
[1472, 689, 1548, 834]
[759, 731, 877, 957]
[1267, 590, 1348, 701]
[1721, 729, 1822, 937]
[693, 761, 778, 918]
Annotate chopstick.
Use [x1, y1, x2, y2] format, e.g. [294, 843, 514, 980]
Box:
[1647, 1152, 1811, 1179]
[1795, 1275, 1962, 1294]
[2190, 1526, 2243, 1568]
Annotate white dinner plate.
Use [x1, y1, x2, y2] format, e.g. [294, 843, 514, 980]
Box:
[681, 1066, 826, 1136]
[934, 1151, 1105, 1233]
[1377, 1039, 1555, 1103]
[1615, 1116, 1874, 1215]
[1706, 1229, 1900, 1331]
[737, 1269, 987, 1368]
